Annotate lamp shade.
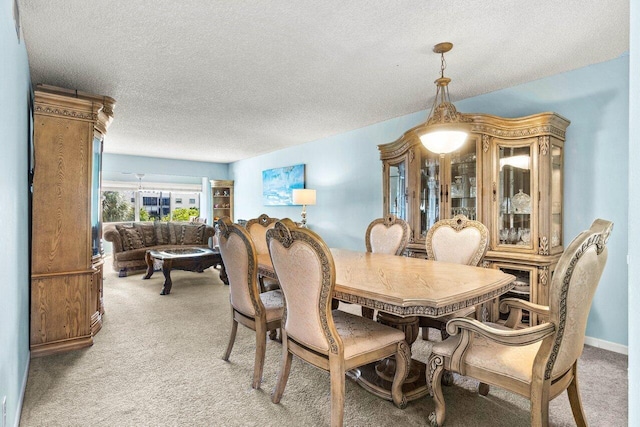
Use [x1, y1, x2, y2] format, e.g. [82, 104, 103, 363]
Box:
[292, 189, 316, 205]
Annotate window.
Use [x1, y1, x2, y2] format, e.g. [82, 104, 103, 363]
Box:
[102, 181, 203, 223]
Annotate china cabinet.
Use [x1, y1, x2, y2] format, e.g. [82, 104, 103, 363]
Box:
[379, 112, 569, 324]
[31, 84, 115, 356]
[211, 180, 234, 221]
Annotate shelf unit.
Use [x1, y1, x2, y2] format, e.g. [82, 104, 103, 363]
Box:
[379, 112, 569, 323]
[211, 179, 234, 221]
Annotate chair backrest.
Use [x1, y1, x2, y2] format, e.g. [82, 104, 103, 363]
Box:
[545, 219, 612, 379]
[266, 218, 339, 355]
[246, 214, 279, 255]
[216, 217, 263, 318]
[425, 215, 489, 266]
[365, 215, 411, 256]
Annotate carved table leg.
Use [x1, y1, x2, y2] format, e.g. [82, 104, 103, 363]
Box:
[353, 313, 429, 402]
[142, 251, 154, 279]
[375, 314, 421, 384]
[160, 259, 173, 295]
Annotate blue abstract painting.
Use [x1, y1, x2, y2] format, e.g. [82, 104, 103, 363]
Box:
[262, 164, 305, 206]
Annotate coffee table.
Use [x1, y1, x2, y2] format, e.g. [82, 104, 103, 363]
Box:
[143, 247, 228, 295]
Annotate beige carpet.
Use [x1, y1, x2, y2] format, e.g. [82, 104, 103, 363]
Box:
[20, 260, 628, 426]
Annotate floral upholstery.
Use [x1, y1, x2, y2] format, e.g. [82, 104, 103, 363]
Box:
[247, 219, 277, 255]
[332, 310, 405, 360]
[260, 289, 285, 322]
[427, 219, 613, 427]
[246, 214, 280, 292]
[221, 232, 256, 318]
[365, 215, 410, 256]
[425, 215, 489, 266]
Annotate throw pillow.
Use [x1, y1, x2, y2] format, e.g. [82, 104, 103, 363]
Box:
[168, 222, 184, 245]
[116, 225, 145, 250]
[134, 223, 156, 247]
[154, 221, 170, 245]
[183, 224, 206, 245]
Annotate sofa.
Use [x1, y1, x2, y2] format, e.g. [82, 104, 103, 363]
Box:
[104, 221, 215, 277]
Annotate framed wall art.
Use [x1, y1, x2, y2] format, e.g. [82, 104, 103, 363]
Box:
[262, 164, 305, 206]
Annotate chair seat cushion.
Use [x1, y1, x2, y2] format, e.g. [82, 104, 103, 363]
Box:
[259, 290, 284, 322]
[431, 323, 541, 385]
[332, 310, 405, 360]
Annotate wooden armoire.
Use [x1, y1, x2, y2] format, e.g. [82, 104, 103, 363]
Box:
[30, 85, 115, 357]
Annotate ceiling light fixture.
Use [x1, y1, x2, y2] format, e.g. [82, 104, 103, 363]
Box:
[419, 42, 471, 156]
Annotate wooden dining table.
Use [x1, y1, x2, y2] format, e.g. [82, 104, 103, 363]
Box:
[257, 248, 515, 402]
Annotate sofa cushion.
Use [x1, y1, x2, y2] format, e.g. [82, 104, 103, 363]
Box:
[134, 223, 157, 247]
[154, 221, 171, 245]
[183, 223, 206, 245]
[116, 225, 145, 250]
[168, 222, 183, 244]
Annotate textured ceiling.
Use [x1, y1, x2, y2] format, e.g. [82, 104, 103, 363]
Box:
[19, 1, 629, 163]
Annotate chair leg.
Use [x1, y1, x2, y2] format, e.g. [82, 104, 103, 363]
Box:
[428, 354, 446, 427]
[222, 313, 238, 361]
[567, 362, 588, 427]
[530, 383, 550, 427]
[422, 326, 429, 340]
[329, 357, 345, 427]
[478, 382, 490, 396]
[253, 321, 267, 389]
[361, 307, 374, 319]
[272, 336, 293, 404]
[391, 341, 410, 409]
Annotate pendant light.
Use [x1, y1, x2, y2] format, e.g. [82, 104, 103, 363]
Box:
[419, 42, 471, 156]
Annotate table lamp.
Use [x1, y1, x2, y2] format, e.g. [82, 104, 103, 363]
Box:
[292, 189, 316, 228]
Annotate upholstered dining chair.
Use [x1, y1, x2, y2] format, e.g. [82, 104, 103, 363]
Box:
[217, 217, 284, 389]
[365, 214, 411, 255]
[266, 219, 411, 427]
[246, 214, 280, 292]
[360, 214, 411, 318]
[420, 214, 489, 340]
[427, 219, 613, 427]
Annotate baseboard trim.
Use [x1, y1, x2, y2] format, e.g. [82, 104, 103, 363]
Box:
[14, 353, 30, 427]
[585, 336, 628, 355]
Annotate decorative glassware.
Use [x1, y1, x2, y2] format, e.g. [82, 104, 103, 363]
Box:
[512, 189, 531, 214]
[499, 228, 509, 244]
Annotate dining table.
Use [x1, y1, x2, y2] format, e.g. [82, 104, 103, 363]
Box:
[257, 248, 515, 402]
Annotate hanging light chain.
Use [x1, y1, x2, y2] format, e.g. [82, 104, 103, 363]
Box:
[440, 51, 447, 79]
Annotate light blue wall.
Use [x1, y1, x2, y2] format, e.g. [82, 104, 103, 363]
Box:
[229, 110, 427, 250]
[103, 153, 229, 224]
[628, 2, 638, 425]
[0, 0, 31, 425]
[455, 56, 629, 346]
[230, 56, 629, 347]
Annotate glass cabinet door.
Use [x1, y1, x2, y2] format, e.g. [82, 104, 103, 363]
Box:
[551, 143, 563, 248]
[496, 141, 535, 250]
[419, 153, 440, 238]
[388, 161, 408, 221]
[91, 135, 103, 258]
[447, 139, 478, 220]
